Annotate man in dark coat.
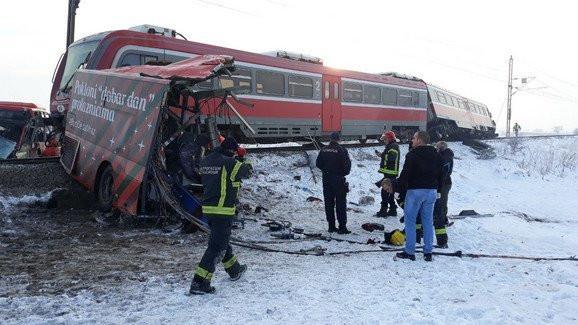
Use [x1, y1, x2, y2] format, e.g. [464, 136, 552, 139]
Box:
[189, 137, 252, 295]
[434, 141, 454, 248]
[375, 131, 400, 217]
[389, 131, 443, 262]
[316, 132, 352, 234]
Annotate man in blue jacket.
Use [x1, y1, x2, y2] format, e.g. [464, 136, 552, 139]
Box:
[189, 137, 252, 294]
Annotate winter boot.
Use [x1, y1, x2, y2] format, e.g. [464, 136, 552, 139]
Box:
[328, 224, 338, 233]
[189, 279, 215, 295]
[337, 226, 351, 234]
[386, 209, 397, 217]
[375, 205, 388, 218]
[395, 252, 416, 261]
[424, 253, 433, 262]
[229, 264, 248, 281]
[436, 230, 448, 249]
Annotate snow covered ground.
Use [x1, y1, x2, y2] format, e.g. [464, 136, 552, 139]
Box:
[1, 137, 577, 324]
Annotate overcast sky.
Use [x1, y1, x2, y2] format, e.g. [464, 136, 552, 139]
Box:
[1, 0, 577, 134]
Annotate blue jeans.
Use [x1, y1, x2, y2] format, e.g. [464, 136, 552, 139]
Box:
[403, 189, 436, 254]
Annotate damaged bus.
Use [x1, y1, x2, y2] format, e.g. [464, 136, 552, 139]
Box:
[61, 55, 250, 220]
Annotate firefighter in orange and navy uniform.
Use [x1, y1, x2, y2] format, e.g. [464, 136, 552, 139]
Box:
[189, 137, 252, 295]
[376, 131, 400, 217]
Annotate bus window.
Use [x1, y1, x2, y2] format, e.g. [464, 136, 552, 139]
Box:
[59, 41, 99, 91]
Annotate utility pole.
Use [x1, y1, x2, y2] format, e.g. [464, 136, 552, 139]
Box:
[66, 0, 81, 48]
[506, 55, 513, 137]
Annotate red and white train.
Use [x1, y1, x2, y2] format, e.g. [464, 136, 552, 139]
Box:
[50, 25, 496, 143]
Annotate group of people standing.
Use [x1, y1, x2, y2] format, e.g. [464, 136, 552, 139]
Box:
[188, 129, 454, 294]
[316, 130, 454, 262]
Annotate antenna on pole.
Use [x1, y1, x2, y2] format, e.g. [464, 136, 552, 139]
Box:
[506, 55, 513, 137]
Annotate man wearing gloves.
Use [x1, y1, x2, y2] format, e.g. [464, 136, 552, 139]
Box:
[189, 137, 252, 294]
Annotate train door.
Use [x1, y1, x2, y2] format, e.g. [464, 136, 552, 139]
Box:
[321, 75, 342, 132]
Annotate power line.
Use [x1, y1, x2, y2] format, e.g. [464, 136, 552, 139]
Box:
[195, 0, 261, 17]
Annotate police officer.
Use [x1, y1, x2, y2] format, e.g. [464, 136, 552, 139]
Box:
[434, 141, 454, 248]
[189, 137, 252, 295]
[375, 131, 400, 217]
[316, 132, 352, 234]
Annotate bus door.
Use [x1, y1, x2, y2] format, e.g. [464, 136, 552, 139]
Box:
[321, 75, 342, 132]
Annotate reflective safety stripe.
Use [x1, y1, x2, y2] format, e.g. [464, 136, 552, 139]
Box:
[378, 149, 399, 176]
[202, 206, 236, 215]
[232, 181, 241, 188]
[435, 228, 447, 235]
[223, 256, 238, 269]
[416, 224, 422, 230]
[195, 266, 213, 280]
[230, 161, 242, 182]
[218, 166, 228, 207]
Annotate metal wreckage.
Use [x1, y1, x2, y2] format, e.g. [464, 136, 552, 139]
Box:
[58, 55, 577, 262]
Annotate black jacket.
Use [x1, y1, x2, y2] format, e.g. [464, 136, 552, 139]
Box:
[199, 148, 252, 217]
[316, 141, 351, 177]
[439, 148, 454, 185]
[396, 145, 443, 191]
[379, 142, 400, 177]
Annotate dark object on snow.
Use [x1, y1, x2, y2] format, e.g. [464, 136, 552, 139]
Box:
[362, 223, 385, 232]
[261, 221, 284, 231]
[358, 196, 375, 206]
[254, 206, 268, 213]
[294, 175, 301, 181]
[449, 210, 493, 220]
[306, 196, 322, 202]
[459, 209, 478, 216]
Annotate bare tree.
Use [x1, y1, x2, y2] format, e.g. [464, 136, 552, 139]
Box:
[552, 126, 563, 134]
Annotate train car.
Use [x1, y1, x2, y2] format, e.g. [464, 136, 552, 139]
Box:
[0, 101, 55, 159]
[51, 25, 427, 143]
[425, 83, 497, 140]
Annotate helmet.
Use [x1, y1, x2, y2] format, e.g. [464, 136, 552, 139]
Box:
[390, 229, 405, 246]
[380, 131, 396, 142]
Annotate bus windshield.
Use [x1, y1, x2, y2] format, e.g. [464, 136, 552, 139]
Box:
[59, 40, 99, 91]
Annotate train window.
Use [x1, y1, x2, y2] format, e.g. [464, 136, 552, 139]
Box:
[256, 70, 285, 96]
[412, 91, 420, 107]
[334, 82, 339, 99]
[219, 69, 252, 92]
[196, 79, 213, 89]
[448, 96, 456, 107]
[435, 91, 447, 104]
[364, 86, 381, 104]
[288, 76, 314, 99]
[382, 88, 397, 105]
[342, 82, 362, 102]
[119, 54, 140, 67]
[324, 81, 330, 99]
[398, 89, 413, 107]
[456, 98, 466, 110]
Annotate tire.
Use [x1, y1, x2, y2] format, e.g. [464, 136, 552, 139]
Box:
[97, 165, 115, 212]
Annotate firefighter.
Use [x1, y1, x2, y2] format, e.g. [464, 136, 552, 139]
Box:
[316, 132, 352, 234]
[189, 137, 252, 295]
[375, 131, 400, 217]
[434, 141, 454, 248]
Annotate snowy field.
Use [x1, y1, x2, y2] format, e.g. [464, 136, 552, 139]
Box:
[1, 137, 577, 324]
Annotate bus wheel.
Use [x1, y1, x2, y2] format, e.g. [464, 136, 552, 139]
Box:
[97, 165, 115, 212]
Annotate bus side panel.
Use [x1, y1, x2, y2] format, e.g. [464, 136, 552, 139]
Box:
[65, 70, 169, 215]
